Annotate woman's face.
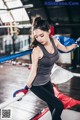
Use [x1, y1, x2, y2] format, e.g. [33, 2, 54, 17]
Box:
[33, 29, 50, 45]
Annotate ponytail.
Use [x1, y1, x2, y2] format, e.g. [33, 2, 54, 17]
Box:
[31, 16, 50, 48]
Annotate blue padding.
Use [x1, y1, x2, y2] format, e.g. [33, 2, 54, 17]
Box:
[0, 49, 32, 63]
[55, 35, 75, 53]
[56, 36, 75, 46]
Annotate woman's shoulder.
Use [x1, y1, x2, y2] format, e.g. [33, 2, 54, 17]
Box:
[32, 46, 42, 57]
[32, 45, 43, 60]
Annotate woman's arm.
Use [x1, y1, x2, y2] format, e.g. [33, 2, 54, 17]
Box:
[54, 38, 77, 52]
[26, 47, 40, 87]
[13, 47, 40, 98]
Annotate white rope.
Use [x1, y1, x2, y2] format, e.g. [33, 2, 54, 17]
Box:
[73, 73, 80, 77]
[0, 93, 24, 109]
[51, 64, 80, 84]
[51, 64, 73, 84]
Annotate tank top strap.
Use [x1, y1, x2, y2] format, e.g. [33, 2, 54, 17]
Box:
[50, 37, 56, 48]
[38, 43, 46, 56]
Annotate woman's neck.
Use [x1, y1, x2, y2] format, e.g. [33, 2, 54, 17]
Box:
[44, 38, 51, 46]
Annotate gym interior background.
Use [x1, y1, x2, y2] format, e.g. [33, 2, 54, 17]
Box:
[0, 0, 80, 120]
[0, 0, 80, 68]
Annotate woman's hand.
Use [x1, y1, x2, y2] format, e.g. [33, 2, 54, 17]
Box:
[13, 85, 29, 98]
[72, 44, 77, 49]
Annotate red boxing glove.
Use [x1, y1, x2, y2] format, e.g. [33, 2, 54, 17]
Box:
[13, 85, 29, 97]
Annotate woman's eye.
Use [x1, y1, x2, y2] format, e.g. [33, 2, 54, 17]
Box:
[40, 35, 44, 37]
[34, 34, 44, 38]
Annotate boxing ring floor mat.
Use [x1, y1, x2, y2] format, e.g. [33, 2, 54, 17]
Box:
[0, 63, 80, 120]
[0, 92, 80, 120]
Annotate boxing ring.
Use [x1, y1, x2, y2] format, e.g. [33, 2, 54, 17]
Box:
[0, 49, 80, 120]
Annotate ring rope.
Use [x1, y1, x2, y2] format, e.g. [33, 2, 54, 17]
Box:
[0, 49, 32, 63]
[0, 93, 24, 109]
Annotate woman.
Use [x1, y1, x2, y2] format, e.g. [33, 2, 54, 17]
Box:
[13, 17, 77, 120]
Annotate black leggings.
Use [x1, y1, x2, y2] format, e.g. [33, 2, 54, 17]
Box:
[30, 81, 64, 120]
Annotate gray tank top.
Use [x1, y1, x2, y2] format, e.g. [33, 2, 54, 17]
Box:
[32, 39, 59, 86]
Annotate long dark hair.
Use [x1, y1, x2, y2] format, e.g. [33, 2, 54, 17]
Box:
[31, 16, 50, 48]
